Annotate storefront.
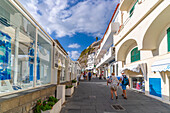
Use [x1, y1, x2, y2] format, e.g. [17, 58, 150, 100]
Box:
[0, 0, 52, 95]
[131, 77, 145, 92]
[122, 63, 147, 92]
[151, 58, 170, 99]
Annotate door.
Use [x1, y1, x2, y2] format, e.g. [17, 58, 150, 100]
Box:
[149, 78, 162, 97]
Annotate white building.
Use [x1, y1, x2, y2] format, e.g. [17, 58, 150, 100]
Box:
[96, 3, 120, 78]
[114, 0, 170, 103]
[86, 52, 95, 70]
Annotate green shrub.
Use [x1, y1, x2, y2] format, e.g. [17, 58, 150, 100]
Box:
[41, 104, 52, 111]
[65, 85, 73, 89]
[33, 96, 58, 112]
[48, 96, 58, 103]
[72, 80, 77, 83]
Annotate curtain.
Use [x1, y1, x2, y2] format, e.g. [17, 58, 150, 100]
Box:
[140, 63, 147, 81]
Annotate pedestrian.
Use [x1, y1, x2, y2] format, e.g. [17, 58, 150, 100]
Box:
[80, 72, 84, 81]
[107, 73, 119, 100]
[83, 71, 86, 80]
[88, 70, 92, 81]
[119, 72, 130, 99]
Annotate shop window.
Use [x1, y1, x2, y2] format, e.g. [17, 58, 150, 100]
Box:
[0, 0, 53, 95]
[167, 27, 170, 52]
[37, 31, 52, 85]
[0, 0, 37, 94]
[129, 0, 138, 17]
[131, 47, 140, 62]
[132, 77, 145, 91]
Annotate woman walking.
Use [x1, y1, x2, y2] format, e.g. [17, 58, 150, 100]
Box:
[107, 73, 119, 100]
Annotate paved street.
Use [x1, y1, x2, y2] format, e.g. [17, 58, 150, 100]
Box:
[61, 77, 170, 113]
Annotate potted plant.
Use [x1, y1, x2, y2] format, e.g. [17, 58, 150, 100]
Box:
[72, 80, 77, 87]
[33, 96, 61, 113]
[65, 85, 74, 96]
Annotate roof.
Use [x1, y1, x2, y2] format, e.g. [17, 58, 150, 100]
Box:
[54, 40, 68, 55]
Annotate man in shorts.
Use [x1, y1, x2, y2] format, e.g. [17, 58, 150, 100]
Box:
[119, 72, 130, 99]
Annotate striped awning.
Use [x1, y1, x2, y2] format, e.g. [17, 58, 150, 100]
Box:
[151, 58, 170, 72]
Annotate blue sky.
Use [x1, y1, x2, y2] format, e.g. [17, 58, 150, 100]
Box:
[19, 0, 119, 61]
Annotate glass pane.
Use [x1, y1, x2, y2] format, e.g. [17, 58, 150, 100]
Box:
[37, 30, 51, 85]
[0, 0, 36, 95]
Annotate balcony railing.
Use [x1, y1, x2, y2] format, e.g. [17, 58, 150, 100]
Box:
[96, 47, 115, 68]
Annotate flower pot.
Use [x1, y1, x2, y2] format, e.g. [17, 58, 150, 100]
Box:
[41, 99, 62, 113]
[65, 87, 74, 96]
[57, 85, 65, 105]
[72, 82, 77, 87]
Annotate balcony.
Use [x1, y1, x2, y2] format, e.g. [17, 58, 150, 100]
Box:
[96, 47, 115, 68]
[96, 22, 119, 59]
[114, 0, 162, 45]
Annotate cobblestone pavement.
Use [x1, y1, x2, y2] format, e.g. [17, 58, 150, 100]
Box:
[60, 77, 170, 113]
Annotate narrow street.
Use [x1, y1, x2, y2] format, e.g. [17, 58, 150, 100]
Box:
[61, 78, 170, 113]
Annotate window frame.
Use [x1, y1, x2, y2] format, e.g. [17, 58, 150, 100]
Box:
[131, 47, 140, 62]
[167, 27, 170, 52]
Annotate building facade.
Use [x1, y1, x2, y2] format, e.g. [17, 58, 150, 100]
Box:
[114, 0, 170, 102]
[96, 3, 120, 78]
[86, 52, 95, 70]
[0, 0, 81, 112]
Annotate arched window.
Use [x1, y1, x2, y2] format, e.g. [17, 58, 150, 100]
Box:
[167, 27, 170, 52]
[131, 47, 140, 62]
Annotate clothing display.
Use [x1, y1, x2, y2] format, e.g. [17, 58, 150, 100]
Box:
[29, 44, 34, 81]
[0, 30, 11, 80]
[29, 43, 41, 81]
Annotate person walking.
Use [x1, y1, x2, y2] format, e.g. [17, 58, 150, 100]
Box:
[107, 73, 119, 100]
[88, 70, 92, 81]
[119, 72, 130, 99]
[83, 71, 86, 80]
[80, 72, 84, 81]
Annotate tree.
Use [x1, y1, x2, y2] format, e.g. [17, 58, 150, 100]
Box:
[96, 37, 98, 41]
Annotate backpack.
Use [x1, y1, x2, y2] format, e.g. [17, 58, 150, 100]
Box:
[122, 75, 129, 85]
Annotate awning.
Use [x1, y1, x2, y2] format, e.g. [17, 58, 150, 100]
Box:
[121, 63, 147, 81]
[121, 64, 140, 73]
[151, 58, 170, 72]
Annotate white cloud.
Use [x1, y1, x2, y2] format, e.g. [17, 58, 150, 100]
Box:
[68, 43, 81, 48]
[18, 0, 119, 38]
[67, 51, 80, 60]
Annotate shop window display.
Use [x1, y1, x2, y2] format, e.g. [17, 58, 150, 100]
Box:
[132, 77, 145, 92]
[0, 0, 52, 95]
[37, 31, 52, 85]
